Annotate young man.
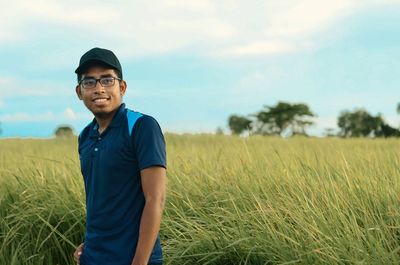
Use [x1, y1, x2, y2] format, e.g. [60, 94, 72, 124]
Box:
[73, 47, 166, 265]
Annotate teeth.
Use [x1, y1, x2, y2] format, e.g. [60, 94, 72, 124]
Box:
[94, 98, 107, 103]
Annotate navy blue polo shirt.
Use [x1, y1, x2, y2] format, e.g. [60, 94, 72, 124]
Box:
[78, 103, 166, 265]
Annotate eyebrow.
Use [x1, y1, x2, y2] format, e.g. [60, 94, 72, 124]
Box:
[83, 74, 115, 79]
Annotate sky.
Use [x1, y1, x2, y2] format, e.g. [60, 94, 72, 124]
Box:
[0, 0, 399, 137]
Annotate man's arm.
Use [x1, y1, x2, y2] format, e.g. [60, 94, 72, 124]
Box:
[131, 166, 166, 265]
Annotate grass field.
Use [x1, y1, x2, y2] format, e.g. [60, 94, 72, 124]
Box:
[0, 135, 399, 264]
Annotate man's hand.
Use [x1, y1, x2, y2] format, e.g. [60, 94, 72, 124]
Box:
[74, 243, 84, 264]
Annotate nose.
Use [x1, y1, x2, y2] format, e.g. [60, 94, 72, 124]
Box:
[93, 80, 106, 93]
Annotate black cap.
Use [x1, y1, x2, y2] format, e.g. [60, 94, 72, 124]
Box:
[75, 47, 123, 79]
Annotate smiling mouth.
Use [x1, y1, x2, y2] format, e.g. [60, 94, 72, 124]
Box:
[93, 98, 109, 103]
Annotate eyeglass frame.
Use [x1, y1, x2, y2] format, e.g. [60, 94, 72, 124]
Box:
[79, 76, 122, 89]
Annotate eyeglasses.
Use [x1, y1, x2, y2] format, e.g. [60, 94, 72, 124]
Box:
[79, 76, 121, 89]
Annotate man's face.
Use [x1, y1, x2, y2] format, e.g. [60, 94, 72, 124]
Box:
[75, 66, 127, 117]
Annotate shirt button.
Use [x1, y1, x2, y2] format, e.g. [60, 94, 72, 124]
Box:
[94, 148, 98, 152]
[98, 137, 102, 140]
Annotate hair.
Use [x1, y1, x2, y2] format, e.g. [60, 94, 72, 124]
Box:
[77, 62, 122, 83]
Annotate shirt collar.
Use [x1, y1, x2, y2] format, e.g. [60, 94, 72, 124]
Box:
[108, 103, 126, 128]
[89, 103, 126, 137]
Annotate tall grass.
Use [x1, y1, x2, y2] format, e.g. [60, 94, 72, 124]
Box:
[1, 135, 399, 264]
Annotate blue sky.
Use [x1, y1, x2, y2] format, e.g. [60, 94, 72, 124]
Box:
[0, 0, 399, 137]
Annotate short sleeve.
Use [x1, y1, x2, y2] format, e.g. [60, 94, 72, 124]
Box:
[132, 115, 167, 171]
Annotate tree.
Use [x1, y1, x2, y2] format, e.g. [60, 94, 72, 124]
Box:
[337, 109, 400, 138]
[324, 128, 337, 137]
[338, 109, 380, 137]
[215, 126, 224, 135]
[54, 125, 74, 138]
[255, 101, 315, 136]
[228, 115, 252, 135]
[375, 123, 400, 137]
[397, 102, 400, 115]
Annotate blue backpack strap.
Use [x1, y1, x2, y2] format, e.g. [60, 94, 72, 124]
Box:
[126, 109, 143, 137]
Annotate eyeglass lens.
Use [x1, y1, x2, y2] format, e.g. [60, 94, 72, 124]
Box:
[81, 77, 116, 88]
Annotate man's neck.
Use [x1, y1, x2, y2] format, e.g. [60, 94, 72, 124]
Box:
[94, 108, 118, 134]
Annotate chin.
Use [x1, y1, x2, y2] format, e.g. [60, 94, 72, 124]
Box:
[84, 101, 120, 118]
[92, 110, 112, 118]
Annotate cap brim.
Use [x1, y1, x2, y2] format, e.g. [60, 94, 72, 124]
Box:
[75, 60, 119, 75]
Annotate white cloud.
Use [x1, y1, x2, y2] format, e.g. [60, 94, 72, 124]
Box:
[1, 0, 399, 59]
[0, 77, 14, 87]
[307, 116, 339, 136]
[211, 41, 298, 57]
[113, 0, 349, 57]
[0, 4, 25, 43]
[62, 107, 92, 121]
[0, 108, 91, 123]
[159, 0, 215, 13]
[0, 111, 56, 122]
[0, 77, 74, 97]
[221, 68, 284, 108]
[64, 107, 77, 120]
[0, 78, 9, 108]
[18, 1, 119, 25]
[313, 116, 338, 129]
[264, 0, 356, 38]
[0, 1, 378, 56]
[164, 120, 218, 134]
[385, 115, 400, 127]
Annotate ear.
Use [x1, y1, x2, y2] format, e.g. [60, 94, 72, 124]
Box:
[119, 80, 127, 96]
[75, 85, 83, 100]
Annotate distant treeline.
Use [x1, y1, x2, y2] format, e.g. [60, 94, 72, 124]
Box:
[226, 101, 400, 138]
[1, 103, 399, 138]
